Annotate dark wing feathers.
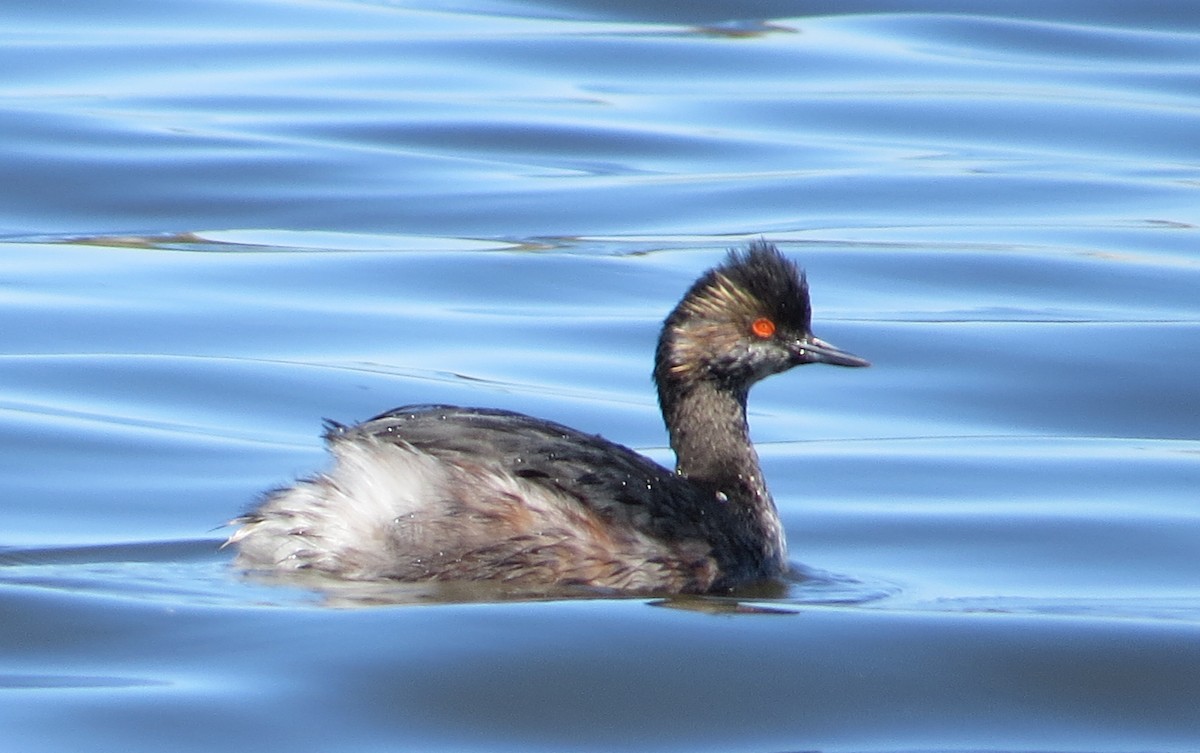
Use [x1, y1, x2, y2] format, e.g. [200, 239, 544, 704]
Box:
[346, 404, 718, 542]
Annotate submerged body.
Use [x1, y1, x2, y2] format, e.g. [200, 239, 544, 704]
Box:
[229, 242, 868, 594]
[233, 405, 778, 592]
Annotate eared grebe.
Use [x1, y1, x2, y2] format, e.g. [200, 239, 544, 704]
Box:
[229, 242, 868, 593]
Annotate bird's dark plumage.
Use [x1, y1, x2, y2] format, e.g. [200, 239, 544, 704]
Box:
[229, 242, 868, 595]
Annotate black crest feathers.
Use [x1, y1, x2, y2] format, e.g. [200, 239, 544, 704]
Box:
[673, 241, 812, 332]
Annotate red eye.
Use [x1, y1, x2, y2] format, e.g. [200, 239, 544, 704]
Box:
[751, 317, 776, 339]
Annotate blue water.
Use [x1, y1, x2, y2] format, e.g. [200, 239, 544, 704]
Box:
[2, 1, 1199, 751]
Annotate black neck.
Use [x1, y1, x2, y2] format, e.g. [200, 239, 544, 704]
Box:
[659, 379, 759, 493]
[656, 373, 785, 570]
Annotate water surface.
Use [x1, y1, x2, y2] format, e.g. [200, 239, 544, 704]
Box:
[2, 1, 1198, 751]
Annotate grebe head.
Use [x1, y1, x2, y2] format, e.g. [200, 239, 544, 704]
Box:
[655, 241, 868, 403]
